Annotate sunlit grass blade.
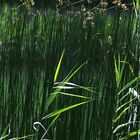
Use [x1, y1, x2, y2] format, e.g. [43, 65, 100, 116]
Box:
[113, 121, 140, 134]
[120, 129, 140, 140]
[114, 55, 120, 88]
[118, 76, 140, 95]
[117, 91, 130, 103]
[54, 49, 65, 83]
[8, 134, 36, 140]
[116, 97, 137, 112]
[113, 107, 129, 123]
[51, 91, 93, 99]
[41, 114, 60, 139]
[0, 126, 10, 140]
[54, 82, 96, 93]
[114, 55, 127, 88]
[46, 61, 87, 109]
[42, 100, 92, 120]
[129, 88, 140, 102]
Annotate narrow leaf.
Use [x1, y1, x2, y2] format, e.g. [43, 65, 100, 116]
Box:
[52, 91, 93, 99]
[54, 49, 65, 83]
[46, 61, 87, 109]
[113, 107, 129, 123]
[118, 76, 140, 95]
[120, 129, 140, 140]
[113, 121, 139, 134]
[42, 100, 92, 120]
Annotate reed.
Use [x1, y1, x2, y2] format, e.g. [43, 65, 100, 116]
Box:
[0, 4, 139, 140]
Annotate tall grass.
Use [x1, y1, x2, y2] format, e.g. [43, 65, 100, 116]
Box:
[0, 4, 139, 140]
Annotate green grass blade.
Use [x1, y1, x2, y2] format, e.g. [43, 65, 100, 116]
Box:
[119, 56, 127, 86]
[9, 134, 36, 140]
[41, 114, 60, 139]
[0, 126, 10, 140]
[120, 129, 140, 140]
[113, 121, 139, 134]
[116, 97, 137, 112]
[54, 82, 96, 93]
[52, 92, 93, 99]
[63, 61, 88, 83]
[46, 61, 87, 109]
[42, 100, 92, 120]
[118, 76, 140, 95]
[54, 49, 65, 83]
[114, 56, 120, 87]
[113, 107, 129, 123]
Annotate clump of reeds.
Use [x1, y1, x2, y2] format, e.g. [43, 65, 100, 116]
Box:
[0, 3, 139, 140]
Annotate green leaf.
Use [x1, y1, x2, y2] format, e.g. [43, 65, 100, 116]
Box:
[0, 126, 10, 140]
[114, 55, 127, 88]
[54, 49, 65, 83]
[46, 61, 88, 109]
[52, 91, 93, 99]
[114, 56, 119, 87]
[136, 0, 139, 10]
[41, 114, 60, 139]
[120, 129, 140, 140]
[118, 76, 140, 95]
[116, 97, 136, 112]
[42, 100, 92, 120]
[8, 134, 36, 140]
[113, 121, 139, 134]
[119, 56, 127, 87]
[54, 82, 96, 93]
[113, 107, 129, 123]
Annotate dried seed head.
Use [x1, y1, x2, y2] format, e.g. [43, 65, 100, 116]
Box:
[81, 5, 86, 12]
[58, 0, 64, 5]
[30, 0, 35, 6]
[100, 2, 108, 9]
[112, 0, 121, 4]
[99, 8, 107, 14]
[88, 0, 92, 3]
[107, 35, 113, 45]
[121, 4, 128, 11]
[117, 2, 122, 8]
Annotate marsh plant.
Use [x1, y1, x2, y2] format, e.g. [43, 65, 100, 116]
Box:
[0, 2, 139, 140]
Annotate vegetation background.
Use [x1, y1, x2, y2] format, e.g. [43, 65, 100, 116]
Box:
[0, 0, 139, 140]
